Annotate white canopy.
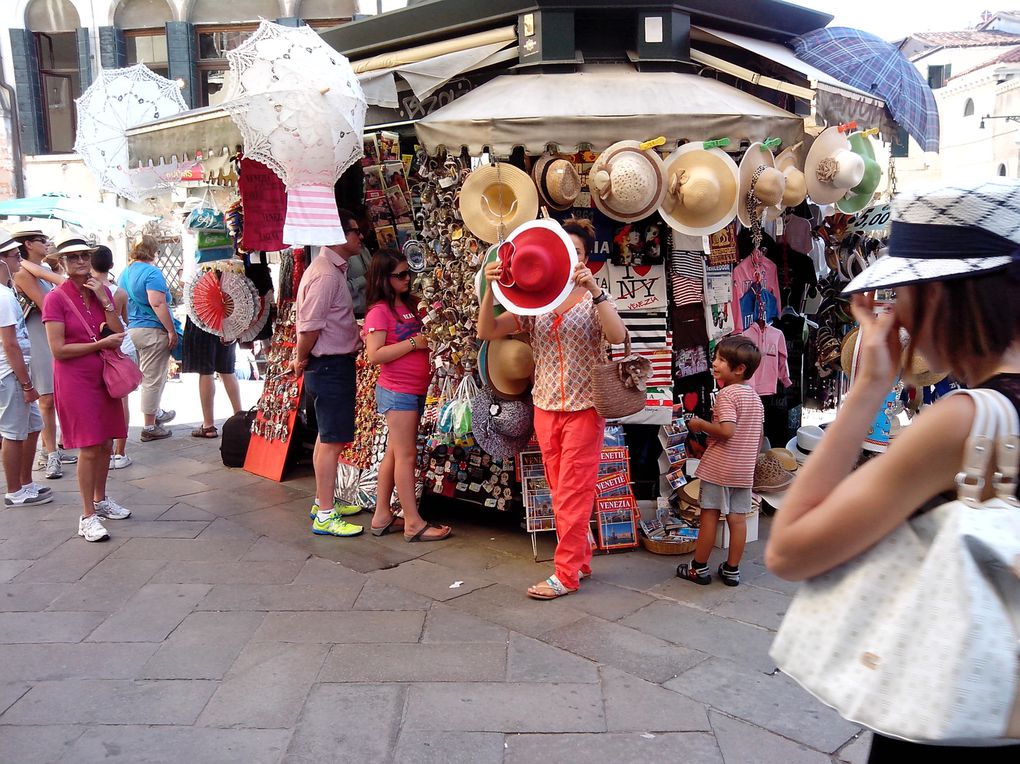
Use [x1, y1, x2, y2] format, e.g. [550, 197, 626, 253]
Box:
[415, 65, 805, 156]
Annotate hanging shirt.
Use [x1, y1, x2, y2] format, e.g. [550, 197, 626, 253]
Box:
[239, 158, 287, 252]
[740, 322, 792, 396]
[731, 251, 781, 332]
[736, 284, 780, 331]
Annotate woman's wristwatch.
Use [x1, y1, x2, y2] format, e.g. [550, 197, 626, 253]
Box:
[592, 291, 609, 306]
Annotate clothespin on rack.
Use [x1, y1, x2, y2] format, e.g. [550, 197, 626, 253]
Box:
[703, 138, 730, 150]
[639, 136, 666, 151]
[860, 127, 880, 138]
[837, 121, 858, 133]
[762, 137, 782, 150]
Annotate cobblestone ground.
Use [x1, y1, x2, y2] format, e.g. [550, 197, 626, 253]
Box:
[0, 378, 870, 763]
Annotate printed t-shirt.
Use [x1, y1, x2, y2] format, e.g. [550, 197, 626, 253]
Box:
[120, 261, 171, 329]
[740, 322, 792, 396]
[695, 383, 764, 488]
[364, 301, 430, 395]
[0, 284, 31, 379]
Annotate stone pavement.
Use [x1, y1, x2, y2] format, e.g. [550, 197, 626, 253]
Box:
[0, 380, 871, 763]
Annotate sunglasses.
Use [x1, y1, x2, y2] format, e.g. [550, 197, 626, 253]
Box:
[27, 237, 48, 244]
[62, 252, 91, 262]
[0, 251, 21, 259]
[390, 270, 412, 280]
[344, 227, 362, 237]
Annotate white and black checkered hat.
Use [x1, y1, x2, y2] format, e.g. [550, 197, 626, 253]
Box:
[844, 179, 1020, 294]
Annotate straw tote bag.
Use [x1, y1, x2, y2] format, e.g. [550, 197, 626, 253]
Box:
[770, 388, 1020, 744]
[59, 290, 142, 399]
[590, 333, 652, 420]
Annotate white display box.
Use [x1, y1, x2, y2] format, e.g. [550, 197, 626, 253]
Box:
[714, 509, 759, 549]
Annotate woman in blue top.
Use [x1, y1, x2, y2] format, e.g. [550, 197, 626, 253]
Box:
[119, 235, 177, 441]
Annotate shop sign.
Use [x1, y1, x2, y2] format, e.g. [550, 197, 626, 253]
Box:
[846, 203, 891, 234]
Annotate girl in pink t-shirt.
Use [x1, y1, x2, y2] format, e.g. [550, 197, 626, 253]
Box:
[363, 250, 451, 543]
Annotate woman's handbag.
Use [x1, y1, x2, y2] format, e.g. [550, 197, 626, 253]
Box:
[770, 388, 1020, 744]
[59, 290, 143, 399]
[590, 333, 653, 420]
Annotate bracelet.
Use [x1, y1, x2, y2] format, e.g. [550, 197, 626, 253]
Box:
[408, 337, 417, 349]
[592, 291, 609, 306]
[101, 303, 115, 312]
[21, 382, 33, 390]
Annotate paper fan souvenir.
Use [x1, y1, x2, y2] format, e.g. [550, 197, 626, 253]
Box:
[186, 268, 260, 341]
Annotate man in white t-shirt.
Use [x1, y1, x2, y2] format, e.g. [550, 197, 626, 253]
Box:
[0, 234, 50, 506]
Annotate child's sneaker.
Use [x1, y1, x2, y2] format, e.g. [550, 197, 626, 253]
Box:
[717, 563, 740, 587]
[309, 500, 361, 519]
[311, 513, 363, 537]
[677, 561, 712, 585]
[78, 514, 110, 542]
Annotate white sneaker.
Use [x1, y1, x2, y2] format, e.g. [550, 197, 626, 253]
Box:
[155, 408, 176, 425]
[109, 454, 132, 470]
[23, 482, 52, 497]
[93, 497, 131, 520]
[78, 514, 110, 542]
[33, 451, 46, 471]
[45, 451, 62, 479]
[4, 488, 53, 506]
[58, 449, 78, 465]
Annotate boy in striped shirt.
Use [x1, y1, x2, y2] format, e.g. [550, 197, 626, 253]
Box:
[679, 336, 764, 587]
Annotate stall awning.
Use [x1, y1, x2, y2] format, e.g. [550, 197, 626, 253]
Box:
[415, 66, 806, 156]
[690, 27, 893, 136]
[126, 106, 242, 167]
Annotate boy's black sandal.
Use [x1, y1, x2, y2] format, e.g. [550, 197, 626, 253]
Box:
[677, 562, 712, 585]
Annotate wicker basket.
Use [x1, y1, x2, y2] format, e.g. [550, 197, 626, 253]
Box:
[639, 535, 697, 555]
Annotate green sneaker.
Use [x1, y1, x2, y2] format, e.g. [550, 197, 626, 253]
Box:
[311, 514, 363, 537]
[309, 500, 362, 519]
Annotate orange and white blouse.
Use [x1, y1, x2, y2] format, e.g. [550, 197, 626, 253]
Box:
[514, 292, 613, 412]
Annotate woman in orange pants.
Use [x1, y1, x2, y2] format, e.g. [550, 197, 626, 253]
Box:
[478, 218, 627, 599]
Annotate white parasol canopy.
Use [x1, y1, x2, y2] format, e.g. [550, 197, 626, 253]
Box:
[416, 66, 806, 156]
[221, 20, 367, 189]
[74, 65, 189, 201]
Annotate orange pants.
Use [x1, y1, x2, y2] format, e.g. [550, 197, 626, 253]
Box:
[533, 407, 605, 591]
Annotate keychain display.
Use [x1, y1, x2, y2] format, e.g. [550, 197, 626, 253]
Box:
[251, 301, 299, 444]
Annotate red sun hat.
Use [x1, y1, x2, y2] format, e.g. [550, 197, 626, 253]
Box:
[490, 219, 578, 315]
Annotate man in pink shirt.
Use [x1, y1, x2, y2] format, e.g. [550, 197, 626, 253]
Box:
[291, 210, 366, 538]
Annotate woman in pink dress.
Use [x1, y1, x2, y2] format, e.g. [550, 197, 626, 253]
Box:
[42, 233, 132, 542]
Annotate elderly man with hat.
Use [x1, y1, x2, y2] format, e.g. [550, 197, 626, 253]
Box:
[291, 209, 366, 538]
[0, 231, 51, 507]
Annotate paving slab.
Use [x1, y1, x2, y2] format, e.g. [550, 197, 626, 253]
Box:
[47, 558, 168, 612]
[0, 531, 72, 560]
[151, 560, 305, 585]
[710, 583, 792, 631]
[0, 558, 32, 582]
[182, 485, 306, 517]
[194, 517, 262, 542]
[125, 474, 213, 498]
[837, 732, 872, 764]
[446, 583, 588, 638]
[622, 600, 777, 673]
[505, 731, 723, 763]
[58, 520, 209, 539]
[0, 611, 106, 643]
[353, 578, 433, 610]
[600, 666, 711, 732]
[421, 603, 510, 644]
[11, 537, 127, 583]
[139, 610, 265, 679]
[85, 583, 211, 643]
[285, 683, 404, 762]
[198, 641, 329, 729]
[563, 578, 657, 621]
[587, 550, 678, 591]
[392, 731, 506, 764]
[507, 633, 599, 683]
[242, 536, 312, 561]
[370, 558, 494, 601]
[1, 679, 218, 725]
[709, 710, 830, 764]
[291, 556, 369, 588]
[0, 724, 83, 764]
[0, 681, 30, 715]
[155, 503, 217, 522]
[111, 537, 254, 561]
[60, 725, 292, 764]
[0, 582, 68, 611]
[404, 682, 605, 733]
[665, 658, 861, 753]
[196, 582, 362, 611]
[253, 610, 425, 643]
[543, 615, 708, 684]
[320, 641, 506, 682]
[0, 642, 158, 680]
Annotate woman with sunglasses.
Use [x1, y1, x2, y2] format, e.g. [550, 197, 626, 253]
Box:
[363, 250, 451, 542]
[42, 232, 132, 542]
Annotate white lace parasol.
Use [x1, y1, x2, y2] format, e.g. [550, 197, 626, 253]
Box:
[74, 65, 189, 201]
[221, 20, 367, 189]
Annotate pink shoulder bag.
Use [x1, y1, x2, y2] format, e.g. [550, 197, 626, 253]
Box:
[58, 289, 142, 399]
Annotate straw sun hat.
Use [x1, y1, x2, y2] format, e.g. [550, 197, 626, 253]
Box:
[658, 142, 739, 236]
[737, 142, 786, 228]
[805, 126, 866, 206]
[531, 154, 582, 212]
[590, 140, 667, 223]
[478, 338, 534, 398]
[459, 162, 539, 244]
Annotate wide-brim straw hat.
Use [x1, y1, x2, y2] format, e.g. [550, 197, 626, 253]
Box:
[659, 142, 739, 236]
[839, 327, 860, 376]
[753, 451, 795, 493]
[836, 132, 882, 214]
[9, 223, 47, 241]
[774, 146, 808, 209]
[902, 352, 948, 388]
[531, 154, 582, 212]
[481, 338, 534, 398]
[844, 179, 1020, 294]
[0, 233, 20, 254]
[737, 142, 785, 228]
[590, 140, 667, 223]
[490, 219, 578, 315]
[53, 231, 97, 255]
[459, 162, 539, 244]
[767, 447, 799, 472]
[474, 243, 506, 317]
[805, 126, 866, 206]
[681, 478, 701, 507]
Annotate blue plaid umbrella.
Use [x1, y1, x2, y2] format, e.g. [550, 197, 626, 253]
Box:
[792, 27, 940, 153]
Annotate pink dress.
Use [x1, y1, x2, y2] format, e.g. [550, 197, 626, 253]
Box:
[42, 281, 127, 449]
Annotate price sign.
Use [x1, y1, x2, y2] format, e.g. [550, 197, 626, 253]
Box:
[846, 203, 891, 234]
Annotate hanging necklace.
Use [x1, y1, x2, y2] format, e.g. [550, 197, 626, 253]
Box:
[75, 283, 94, 317]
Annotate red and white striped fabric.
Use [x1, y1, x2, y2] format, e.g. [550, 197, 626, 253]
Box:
[283, 184, 345, 246]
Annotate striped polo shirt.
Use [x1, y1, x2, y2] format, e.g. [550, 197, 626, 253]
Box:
[695, 383, 763, 489]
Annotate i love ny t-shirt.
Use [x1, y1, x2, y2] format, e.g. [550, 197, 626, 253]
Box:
[364, 301, 430, 394]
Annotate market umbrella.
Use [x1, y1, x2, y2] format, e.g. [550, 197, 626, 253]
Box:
[791, 28, 939, 153]
[0, 193, 154, 229]
[74, 64, 190, 201]
[221, 19, 367, 189]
